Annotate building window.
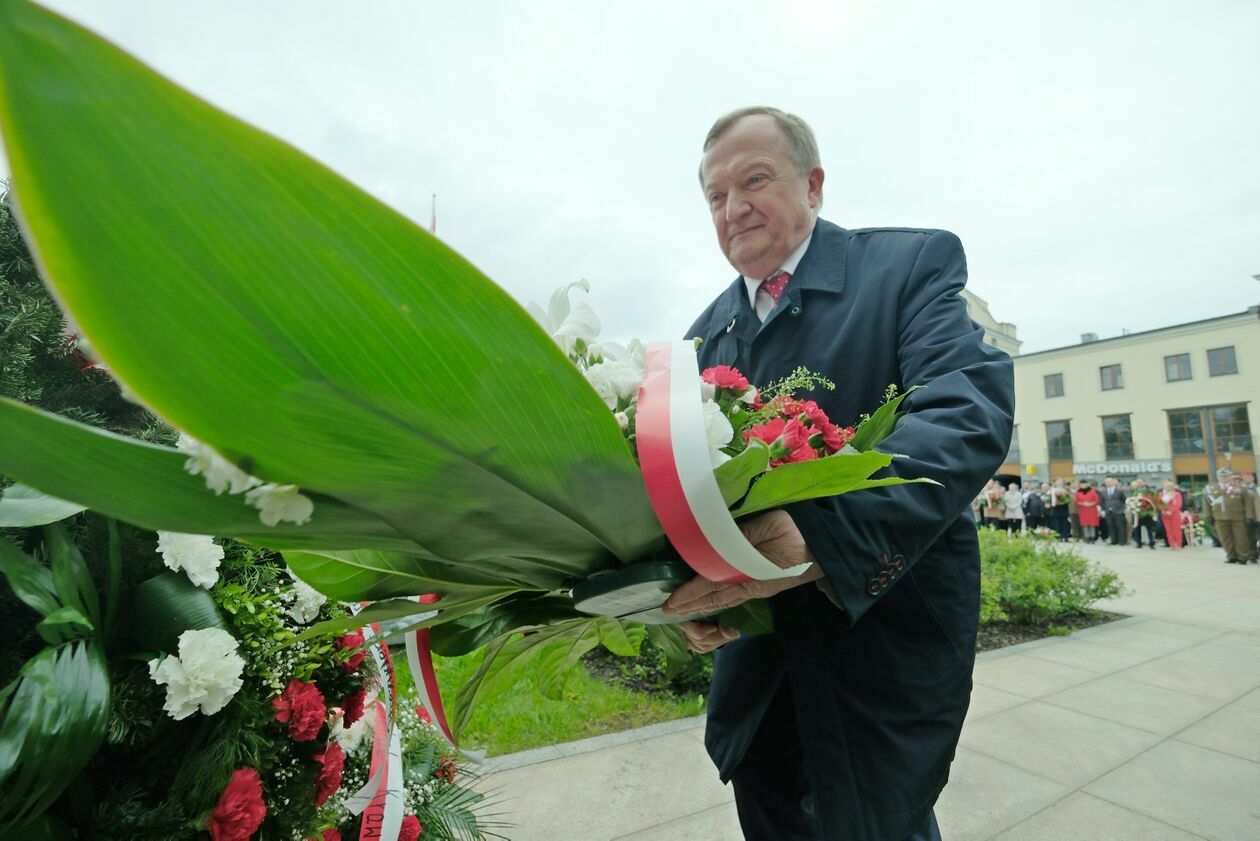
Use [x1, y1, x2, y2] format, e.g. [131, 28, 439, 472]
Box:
[1207, 346, 1237, 377]
[1164, 353, 1192, 382]
[1102, 414, 1134, 458]
[1044, 373, 1064, 398]
[1167, 410, 1206, 455]
[1211, 404, 1253, 453]
[1175, 474, 1210, 493]
[1045, 420, 1073, 460]
[1100, 364, 1124, 391]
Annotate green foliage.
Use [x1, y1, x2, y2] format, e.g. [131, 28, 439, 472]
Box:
[978, 529, 1125, 625]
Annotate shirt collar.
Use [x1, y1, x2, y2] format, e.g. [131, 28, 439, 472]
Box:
[742, 229, 813, 308]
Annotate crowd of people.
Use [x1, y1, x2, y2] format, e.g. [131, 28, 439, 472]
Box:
[974, 470, 1259, 564]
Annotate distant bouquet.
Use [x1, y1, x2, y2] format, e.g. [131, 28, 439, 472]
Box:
[1126, 489, 1160, 519]
[1029, 526, 1059, 541]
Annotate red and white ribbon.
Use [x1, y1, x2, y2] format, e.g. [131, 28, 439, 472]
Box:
[404, 594, 456, 748]
[637, 340, 811, 584]
[344, 613, 404, 841]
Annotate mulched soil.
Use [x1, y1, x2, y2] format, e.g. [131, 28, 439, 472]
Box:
[976, 610, 1128, 653]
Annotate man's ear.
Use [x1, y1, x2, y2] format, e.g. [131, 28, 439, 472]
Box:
[808, 166, 825, 208]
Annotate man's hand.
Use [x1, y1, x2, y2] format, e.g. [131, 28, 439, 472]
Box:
[661, 510, 825, 634]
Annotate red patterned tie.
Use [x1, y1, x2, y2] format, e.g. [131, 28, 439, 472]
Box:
[759, 271, 791, 303]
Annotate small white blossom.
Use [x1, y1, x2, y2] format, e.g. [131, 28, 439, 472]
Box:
[331, 703, 375, 753]
[702, 398, 734, 468]
[148, 628, 244, 720]
[584, 358, 644, 409]
[244, 483, 314, 527]
[614, 411, 630, 431]
[177, 434, 262, 496]
[285, 570, 327, 624]
[155, 531, 224, 589]
[526, 279, 601, 355]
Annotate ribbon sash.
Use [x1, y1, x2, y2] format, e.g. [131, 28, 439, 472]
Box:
[637, 341, 810, 584]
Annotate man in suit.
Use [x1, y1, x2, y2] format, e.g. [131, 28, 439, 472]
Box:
[1101, 477, 1128, 545]
[661, 107, 1014, 841]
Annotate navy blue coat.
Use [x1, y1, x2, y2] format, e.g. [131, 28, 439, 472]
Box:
[686, 219, 1014, 841]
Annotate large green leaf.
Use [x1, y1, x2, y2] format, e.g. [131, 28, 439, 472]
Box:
[0, 536, 59, 617]
[731, 450, 937, 519]
[119, 572, 227, 655]
[0, 1, 662, 583]
[42, 524, 99, 630]
[0, 399, 426, 553]
[0, 483, 84, 527]
[0, 640, 110, 832]
[428, 594, 582, 657]
[848, 386, 918, 453]
[713, 439, 770, 508]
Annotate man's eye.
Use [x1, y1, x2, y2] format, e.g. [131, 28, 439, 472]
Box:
[747, 175, 767, 186]
[709, 194, 724, 206]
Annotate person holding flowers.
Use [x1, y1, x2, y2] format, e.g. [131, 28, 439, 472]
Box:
[660, 107, 1014, 841]
[1159, 479, 1184, 550]
[1074, 479, 1101, 543]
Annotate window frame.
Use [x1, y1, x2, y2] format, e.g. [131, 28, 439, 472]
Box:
[1099, 363, 1124, 391]
[1043, 373, 1064, 399]
[1045, 419, 1074, 461]
[1207, 346, 1238, 377]
[1164, 353, 1192, 382]
[1101, 413, 1134, 459]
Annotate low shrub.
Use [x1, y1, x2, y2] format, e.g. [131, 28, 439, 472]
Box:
[978, 528, 1125, 625]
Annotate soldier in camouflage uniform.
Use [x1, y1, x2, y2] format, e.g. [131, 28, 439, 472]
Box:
[1207, 471, 1257, 564]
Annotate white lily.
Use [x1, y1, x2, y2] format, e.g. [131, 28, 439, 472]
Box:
[527, 279, 601, 355]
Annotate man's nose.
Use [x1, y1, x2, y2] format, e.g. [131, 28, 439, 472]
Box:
[724, 191, 752, 222]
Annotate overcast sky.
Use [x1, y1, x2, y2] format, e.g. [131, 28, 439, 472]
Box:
[12, 0, 1260, 352]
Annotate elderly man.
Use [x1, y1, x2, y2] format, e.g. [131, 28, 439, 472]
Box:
[661, 107, 1014, 841]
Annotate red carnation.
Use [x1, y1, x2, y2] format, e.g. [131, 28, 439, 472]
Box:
[312, 742, 345, 807]
[398, 814, 423, 841]
[273, 679, 327, 742]
[701, 365, 750, 393]
[335, 631, 366, 674]
[206, 768, 266, 841]
[744, 418, 786, 448]
[779, 418, 810, 452]
[322, 831, 342, 841]
[341, 690, 367, 727]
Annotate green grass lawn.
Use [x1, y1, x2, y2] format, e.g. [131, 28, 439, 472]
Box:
[406, 651, 706, 757]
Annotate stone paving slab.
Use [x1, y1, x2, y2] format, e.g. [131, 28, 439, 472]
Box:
[989, 792, 1206, 841]
[1085, 740, 1260, 841]
[480, 542, 1260, 840]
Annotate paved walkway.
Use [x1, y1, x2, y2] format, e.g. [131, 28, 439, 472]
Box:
[480, 542, 1260, 840]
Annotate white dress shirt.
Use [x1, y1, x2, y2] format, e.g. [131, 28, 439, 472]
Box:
[742, 232, 813, 322]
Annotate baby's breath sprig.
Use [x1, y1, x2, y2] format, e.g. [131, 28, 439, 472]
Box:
[741, 366, 836, 430]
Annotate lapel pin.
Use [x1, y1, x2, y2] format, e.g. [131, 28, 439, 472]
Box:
[726, 317, 737, 333]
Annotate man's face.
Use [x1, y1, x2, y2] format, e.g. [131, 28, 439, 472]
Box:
[701, 115, 823, 280]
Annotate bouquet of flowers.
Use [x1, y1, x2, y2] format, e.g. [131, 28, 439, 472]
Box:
[0, 504, 498, 840]
[1029, 526, 1059, 541]
[1050, 488, 1072, 507]
[0, 5, 936, 835]
[1125, 489, 1160, 519]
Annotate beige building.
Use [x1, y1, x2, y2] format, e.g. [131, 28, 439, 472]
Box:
[995, 307, 1259, 487]
[962, 289, 1021, 356]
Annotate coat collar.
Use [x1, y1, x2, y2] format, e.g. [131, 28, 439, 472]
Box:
[702, 218, 848, 336]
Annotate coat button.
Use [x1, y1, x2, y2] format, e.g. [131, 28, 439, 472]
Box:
[790, 306, 801, 316]
[866, 578, 881, 596]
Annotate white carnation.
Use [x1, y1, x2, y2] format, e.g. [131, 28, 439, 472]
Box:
[614, 411, 630, 431]
[177, 434, 262, 496]
[155, 531, 224, 589]
[148, 628, 245, 720]
[285, 570, 327, 624]
[332, 697, 377, 753]
[702, 398, 734, 468]
[244, 483, 314, 527]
